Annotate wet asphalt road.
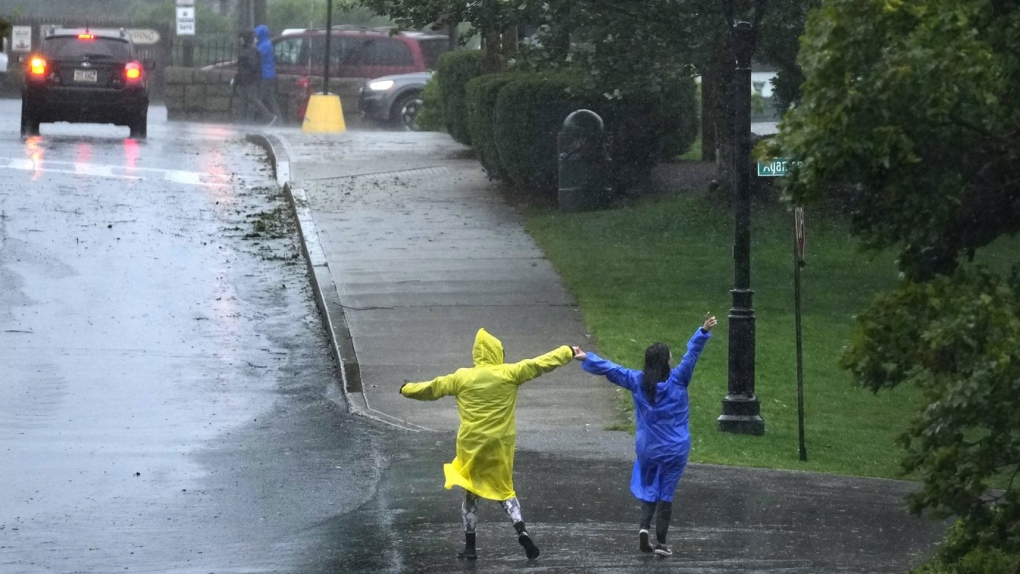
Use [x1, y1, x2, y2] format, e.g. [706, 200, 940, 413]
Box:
[0, 102, 384, 572]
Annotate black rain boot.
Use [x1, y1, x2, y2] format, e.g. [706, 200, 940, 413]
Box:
[639, 501, 656, 553]
[457, 532, 477, 560]
[654, 501, 673, 557]
[513, 521, 540, 560]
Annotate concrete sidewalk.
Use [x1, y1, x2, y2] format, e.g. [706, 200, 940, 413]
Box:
[251, 128, 622, 442]
[248, 127, 947, 572]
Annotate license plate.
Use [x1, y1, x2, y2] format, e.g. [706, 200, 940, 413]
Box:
[73, 69, 97, 83]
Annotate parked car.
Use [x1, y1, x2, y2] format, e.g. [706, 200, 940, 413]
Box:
[359, 71, 431, 131]
[206, 26, 450, 121]
[21, 27, 153, 138]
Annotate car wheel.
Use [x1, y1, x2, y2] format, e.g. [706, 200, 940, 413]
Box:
[20, 108, 39, 136]
[129, 112, 147, 139]
[391, 92, 424, 132]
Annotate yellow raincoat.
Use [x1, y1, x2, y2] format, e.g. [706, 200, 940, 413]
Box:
[400, 328, 573, 501]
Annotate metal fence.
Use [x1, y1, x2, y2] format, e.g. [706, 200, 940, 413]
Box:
[169, 34, 236, 68]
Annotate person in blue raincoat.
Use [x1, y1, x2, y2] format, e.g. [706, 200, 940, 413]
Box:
[572, 313, 717, 557]
[253, 24, 282, 124]
[400, 328, 577, 561]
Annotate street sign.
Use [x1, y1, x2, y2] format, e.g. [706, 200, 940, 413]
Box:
[757, 158, 796, 177]
[126, 29, 161, 45]
[795, 206, 806, 260]
[176, 6, 196, 35]
[12, 26, 32, 52]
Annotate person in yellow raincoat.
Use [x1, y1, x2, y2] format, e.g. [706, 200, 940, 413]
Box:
[399, 328, 576, 561]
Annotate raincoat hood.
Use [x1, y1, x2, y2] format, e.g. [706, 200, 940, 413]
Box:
[472, 328, 504, 366]
[254, 25, 271, 42]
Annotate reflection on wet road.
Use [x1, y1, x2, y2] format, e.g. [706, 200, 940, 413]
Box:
[0, 102, 381, 572]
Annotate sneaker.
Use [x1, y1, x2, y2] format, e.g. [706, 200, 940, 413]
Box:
[639, 529, 653, 553]
[654, 543, 673, 557]
[457, 547, 477, 560]
[518, 531, 540, 560]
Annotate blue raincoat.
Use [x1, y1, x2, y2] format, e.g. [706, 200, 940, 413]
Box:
[401, 328, 573, 500]
[581, 327, 710, 502]
[254, 25, 275, 79]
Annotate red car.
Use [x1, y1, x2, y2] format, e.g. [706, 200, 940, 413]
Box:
[212, 26, 450, 121]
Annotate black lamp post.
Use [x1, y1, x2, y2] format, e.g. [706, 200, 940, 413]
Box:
[323, 0, 332, 94]
[717, 1, 766, 436]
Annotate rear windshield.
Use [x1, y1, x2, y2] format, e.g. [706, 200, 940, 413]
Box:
[43, 37, 133, 60]
[418, 38, 449, 70]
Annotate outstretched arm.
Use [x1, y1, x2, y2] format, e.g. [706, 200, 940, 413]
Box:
[505, 345, 574, 385]
[400, 372, 459, 400]
[673, 315, 716, 387]
[577, 350, 641, 393]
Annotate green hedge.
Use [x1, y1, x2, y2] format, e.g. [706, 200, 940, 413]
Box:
[492, 75, 587, 194]
[417, 73, 445, 132]
[465, 72, 527, 180]
[435, 50, 486, 145]
[484, 72, 700, 198]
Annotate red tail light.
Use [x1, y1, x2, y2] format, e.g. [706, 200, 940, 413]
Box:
[124, 61, 143, 82]
[29, 57, 47, 76]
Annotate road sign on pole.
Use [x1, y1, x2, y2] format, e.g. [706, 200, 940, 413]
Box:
[12, 26, 32, 52]
[795, 206, 806, 260]
[793, 206, 807, 462]
[757, 158, 797, 177]
[176, 6, 196, 35]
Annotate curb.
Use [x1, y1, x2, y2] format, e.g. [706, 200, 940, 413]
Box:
[245, 132, 428, 432]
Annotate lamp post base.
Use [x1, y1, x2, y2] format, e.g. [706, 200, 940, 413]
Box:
[718, 394, 765, 435]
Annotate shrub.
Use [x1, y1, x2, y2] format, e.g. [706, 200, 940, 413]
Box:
[491, 74, 587, 195]
[465, 72, 526, 180]
[416, 73, 445, 132]
[487, 72, 700, 198]
[435, 50, 486, 145]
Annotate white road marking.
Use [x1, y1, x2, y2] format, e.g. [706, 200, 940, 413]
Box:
[0, 156, 232, 187]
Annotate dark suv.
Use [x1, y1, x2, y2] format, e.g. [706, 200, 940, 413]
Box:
[21, 28, 152, 138]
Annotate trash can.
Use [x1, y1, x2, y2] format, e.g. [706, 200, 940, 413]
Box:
[557, 109, 613, 211]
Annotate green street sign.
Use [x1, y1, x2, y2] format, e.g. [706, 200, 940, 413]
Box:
[757, 158, 795, 177]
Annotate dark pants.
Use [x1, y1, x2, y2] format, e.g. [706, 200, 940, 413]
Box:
[258, 78, 283, 119]
[237, 82, 272, 122]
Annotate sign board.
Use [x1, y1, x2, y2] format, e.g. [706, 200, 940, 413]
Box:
[127, 29, 161, 45]
[176, 6, 196, 35]
[794, 207, 806, 259]
[12, 26, 32, 52]
[757, 158, 798, 177]
[176, 0, 195, 4]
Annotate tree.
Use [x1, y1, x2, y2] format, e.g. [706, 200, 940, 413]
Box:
[353, 0, 812, 162]
[266, 0, 390, 32]
[356, 0, 538, 70]
[129, 1, 232, 34]
[771, 0, 1020, 567]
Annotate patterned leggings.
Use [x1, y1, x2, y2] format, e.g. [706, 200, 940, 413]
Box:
[461, 490, 524, 533]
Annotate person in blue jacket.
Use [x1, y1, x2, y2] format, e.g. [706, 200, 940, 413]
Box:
[572, 313, 716, 557]
[253, 24, 282, 124]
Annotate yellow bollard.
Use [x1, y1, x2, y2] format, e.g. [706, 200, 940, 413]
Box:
[302, 93, 346, 133]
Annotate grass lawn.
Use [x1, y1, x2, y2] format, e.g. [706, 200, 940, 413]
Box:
[525, 192, 925, 480]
